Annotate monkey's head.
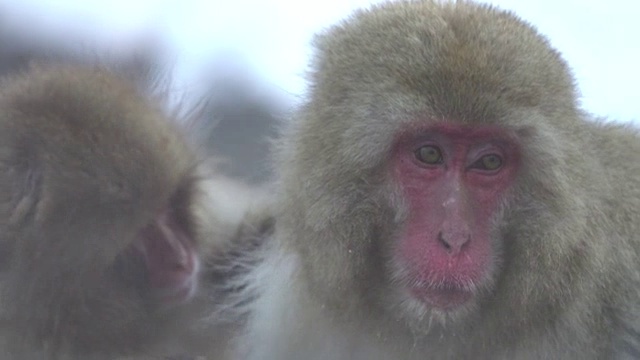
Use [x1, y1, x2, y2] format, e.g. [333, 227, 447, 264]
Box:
[276, 1, 596, 334]
[0, 65, 203, 308]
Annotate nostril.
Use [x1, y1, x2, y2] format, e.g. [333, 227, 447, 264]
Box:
[438, 231, 452, 251]
[461, 235, 471, 250]
[437, 232, 470, 254]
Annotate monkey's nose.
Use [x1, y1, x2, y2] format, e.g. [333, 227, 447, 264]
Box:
[437, 231, 470, 255]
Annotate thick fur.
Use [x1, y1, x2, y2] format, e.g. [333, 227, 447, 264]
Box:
[240, 1, 640, 359]
[0, 65, 269, 359]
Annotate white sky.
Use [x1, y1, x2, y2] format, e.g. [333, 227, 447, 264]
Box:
[2, 0, 639, 123]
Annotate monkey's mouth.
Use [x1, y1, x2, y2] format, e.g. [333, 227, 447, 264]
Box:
[128, 235, 199, 306]
[125, 209, 200, 305]
[151, 275, 198, 305]
[410, 283, 473, 310]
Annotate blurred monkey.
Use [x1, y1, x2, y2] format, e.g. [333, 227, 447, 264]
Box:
[0, 64, 269, 359]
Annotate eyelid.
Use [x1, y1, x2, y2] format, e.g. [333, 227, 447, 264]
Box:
[467, 145, 506, 172]
[468, 154, 504, 173]
[467, 142, 506, 163]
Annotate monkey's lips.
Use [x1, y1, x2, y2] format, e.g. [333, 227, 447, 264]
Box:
[152, 277, 198, 305]
[129, 218, 200, 306]
[410, 284, 473, 310]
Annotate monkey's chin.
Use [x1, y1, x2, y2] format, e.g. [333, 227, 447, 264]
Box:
[410, 286, 473, 311]
[153, 279, 198, 308]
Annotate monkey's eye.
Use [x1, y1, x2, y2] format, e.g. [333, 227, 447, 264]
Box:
[473, 154, 503, 171]
[415, 145, 443, 165]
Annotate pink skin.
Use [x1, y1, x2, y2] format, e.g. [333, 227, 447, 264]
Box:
[132, 208, 200, 306]
[392, 123, 520, 310]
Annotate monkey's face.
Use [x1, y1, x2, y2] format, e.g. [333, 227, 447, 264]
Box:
[123, 180, 202, 307]
[375, 122, 521, 326]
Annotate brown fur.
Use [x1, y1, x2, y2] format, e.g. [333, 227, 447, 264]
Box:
[0, 65, 268, 359]
[240, 1, 640, 359]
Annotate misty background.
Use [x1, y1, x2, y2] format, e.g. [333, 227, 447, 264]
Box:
[1, 0, 638, 183]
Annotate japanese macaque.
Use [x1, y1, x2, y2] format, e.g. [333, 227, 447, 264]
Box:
[0, 65, 268, 359]
[239, 1, 640, 359]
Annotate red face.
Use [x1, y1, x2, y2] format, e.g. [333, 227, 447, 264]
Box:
[392, 123, 520, 310]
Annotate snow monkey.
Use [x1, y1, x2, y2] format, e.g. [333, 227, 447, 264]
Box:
[238, 1, 640, 359]
[0, 65, 270, 359]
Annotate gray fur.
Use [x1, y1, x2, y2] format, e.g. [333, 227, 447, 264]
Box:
[240, 1, 640, 359]
[0, 65, 267, 359]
